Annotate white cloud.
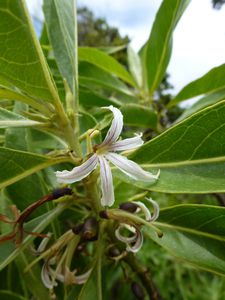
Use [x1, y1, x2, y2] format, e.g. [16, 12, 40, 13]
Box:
[26, 0, 43, 20]
[168, 0, 225, 93]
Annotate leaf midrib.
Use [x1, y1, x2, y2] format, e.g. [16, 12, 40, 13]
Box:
[139, 155, 225, 168]
[154, 221, 225, 242]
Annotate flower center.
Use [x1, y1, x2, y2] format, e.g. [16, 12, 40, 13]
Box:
[95, 145, 109, 155]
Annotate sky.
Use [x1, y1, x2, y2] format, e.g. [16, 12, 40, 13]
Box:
[27, 0, 225, 97]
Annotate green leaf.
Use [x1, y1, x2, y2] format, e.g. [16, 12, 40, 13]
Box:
[78, 47, 135, 86]
[145, 0, 190, 95]
[177, 88, 225, 121]
[169, 64, 225, 107]
[0, 147, 69, 189]
[127, 46, 142, 87]
[0, 0, 59, 102]
[30, 129, 67, 150]
[77, 267, 99, 300]
[0, 107, 41, 128]
[4, 106, 48, 210]
[4, 115, 48, 211]
[97, 44, 127, 54]
[0, 86, 51, 115]
[0, 203, 68, 270]
[77, 248, 102, 300]
[0, 291, 26, 300]
[79, 89, 120, 107]
[121, 104, 158, 129]
[79, 61, 132, 96]
[146, 204, 225, 276]
[43, 0, 77, 94]
[116, 100, 225, 193]
[15, 250, 50, 300]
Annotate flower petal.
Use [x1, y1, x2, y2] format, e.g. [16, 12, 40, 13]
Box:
[100, 106, 123, 146]
[41, 261, 58, 289]
[55, 154, 98, 184]
[115, 224, 143, 253]
[134, 201, 152, 221]
[99, 155, 115, 207]
[108, 134, 144, 152]
[74, 269, 92, 285]
[145, 198, 160, 222]
[115, 223, 137, 244]
[106, 152, 160, 182]
[126, 228, 143, 253]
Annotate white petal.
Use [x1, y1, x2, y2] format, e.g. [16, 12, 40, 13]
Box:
[145, 198, 160, 222]
[115, 224, 137, 243]
[108, 134, 144, 152]
[134, 201, 152, 221]
[75, 269, 92, 284]
[100, 106, 123, 146]
[126, 228, 143, 253]
[41, 261, 58, 289]
[99, 155, 115, 207]
[115, 224, 143, 253]
[55, 154, 98, 184]
[36, 233, 52, 253]
[106, 152, 159, 182]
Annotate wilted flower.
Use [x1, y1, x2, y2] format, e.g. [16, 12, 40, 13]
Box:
[41, 259, 92, 289]
[115, 198, 160, 253]
[115, 223, 143, 253]
[55, 106, 159, 207]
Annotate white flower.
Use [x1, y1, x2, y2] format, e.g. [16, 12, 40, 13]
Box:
[55, 106, 160, 207]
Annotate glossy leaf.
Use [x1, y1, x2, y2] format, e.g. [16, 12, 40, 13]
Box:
[121, 104, 158, 129]
[0, 0, 58, 102]
[177, 88, 225, 121]
[43, 0, 77, 94]
[0, 147, 70, 189]
[170, 64, 225, 107]
[146, 204, 225, 276]
[114, 100, 225, 193]
[145, 0, 190, 95]
[78, 47, 135, 86]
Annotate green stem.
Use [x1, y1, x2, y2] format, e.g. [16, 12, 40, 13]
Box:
[62, 121, 82, 156]
[65, 235, 80, 268]
[95, 221, 106, 300]
[85, 171, 101, 213]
